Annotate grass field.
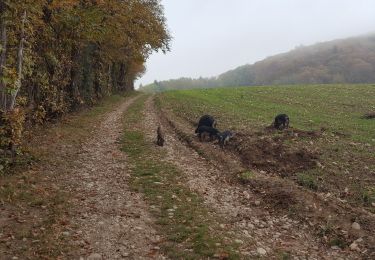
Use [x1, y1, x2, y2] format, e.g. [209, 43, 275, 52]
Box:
[159, 84, 374, 143]
[157, 84, 375, 210]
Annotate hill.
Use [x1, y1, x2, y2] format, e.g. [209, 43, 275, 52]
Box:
[142, 34, 375, 91]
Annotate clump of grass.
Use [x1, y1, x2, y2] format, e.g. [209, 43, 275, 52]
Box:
[296, 173, 318, 191]
[277, 251, 292, 260]
[238, 170, 255, 183]
[318, 220, 334, 237]
[329, 237, 347, 249]
[362, 187, 375, 205]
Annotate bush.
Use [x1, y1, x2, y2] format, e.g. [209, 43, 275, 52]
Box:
[0, 108, 25, 152]
[296, 173, 318, 191]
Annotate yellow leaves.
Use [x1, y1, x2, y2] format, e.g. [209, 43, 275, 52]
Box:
[0, 108, 25, 148]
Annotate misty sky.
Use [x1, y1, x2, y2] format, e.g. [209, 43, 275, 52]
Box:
[136, 0, 375, 87]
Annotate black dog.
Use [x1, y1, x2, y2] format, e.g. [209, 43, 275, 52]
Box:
[274, 114, 289, 130]
[196, 125, 220, 141]
[195, 115, 216, 133]
[217, 131, 235, 148]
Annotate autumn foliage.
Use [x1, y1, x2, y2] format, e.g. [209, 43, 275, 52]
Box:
[0, 0, 170, 153]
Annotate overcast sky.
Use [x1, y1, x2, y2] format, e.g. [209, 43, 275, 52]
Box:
[136, 0, 375, 87]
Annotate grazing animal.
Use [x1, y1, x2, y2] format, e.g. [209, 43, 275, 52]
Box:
[195, 115, 216, 133]
[274, 114, 289, 130]
[156, 126, 165, 146]
[218, 131, 235, 148]
[196, 125, 220, 141]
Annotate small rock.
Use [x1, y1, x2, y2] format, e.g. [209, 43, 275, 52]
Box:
[87, 253, 102, 260]
[350, 242, 360, 251]
[257, 247, 267, 256]
[234, 239, 244, 244]
[219, 224, 226, 229]
[351, 222, 361, 230]
[331, 246, 340, 250]
[62, 232, 70, 236]
[372, 202, 375, 207]
[12, 257, 18, 260]
[98, 221, 104, 225]
[248, 223, 255, 229]
[254, 200, 261, 206]
[243, 191, 250, 199]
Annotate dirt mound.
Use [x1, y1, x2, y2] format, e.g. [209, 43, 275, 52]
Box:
[228, 130, 320, 176]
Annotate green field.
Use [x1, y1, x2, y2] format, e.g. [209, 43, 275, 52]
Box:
[157, 84, 375, 209]
[159, 84, 374, 143]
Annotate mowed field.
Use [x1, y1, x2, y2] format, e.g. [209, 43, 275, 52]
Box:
[157, 84, 375, 212]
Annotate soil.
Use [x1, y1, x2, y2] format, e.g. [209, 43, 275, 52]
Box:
[228, 130, 320, 176]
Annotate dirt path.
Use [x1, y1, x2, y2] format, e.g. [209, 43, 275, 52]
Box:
[142, 96, 361, 259]
[51, 96, 166, 259]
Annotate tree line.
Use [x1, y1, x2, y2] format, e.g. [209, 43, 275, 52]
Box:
[0, 0, 170, 153]
[142, 34, 375, 92]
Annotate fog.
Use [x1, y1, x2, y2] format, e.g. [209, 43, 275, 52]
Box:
[136, 0, 375, 87]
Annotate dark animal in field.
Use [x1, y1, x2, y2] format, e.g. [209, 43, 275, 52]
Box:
[274, 114, 289, 130]
[218, 131, 235, 148]
[363, 112, 375, 119]
[156, 126, 165, 146]
[195, 115, 217, 133]
[196, 125, 220, 141]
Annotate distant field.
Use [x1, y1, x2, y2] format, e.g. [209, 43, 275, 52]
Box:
[158, 84, 375, 210]
[159, 84, 374, 143]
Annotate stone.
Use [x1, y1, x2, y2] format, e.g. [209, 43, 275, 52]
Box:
[257, 247, 267, 256]
[349, 242, 360, 251]
[243, 191, 251, 199]
[234, 239, 244, 244]
[254, 200, 261, 206]
[351, 222, 361, 230]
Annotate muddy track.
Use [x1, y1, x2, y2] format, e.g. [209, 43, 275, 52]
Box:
[52, 95, 166, 259]
[144, 96, 370, 259]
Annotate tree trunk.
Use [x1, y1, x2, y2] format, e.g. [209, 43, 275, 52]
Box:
[8, 10, 27, 111]
[68, 45, 81, 107]
[0, 16, 8, 111]
[118, 62, 126, 90]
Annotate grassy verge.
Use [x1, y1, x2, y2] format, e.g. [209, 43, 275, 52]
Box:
[121, 95, 240, 259]
[0, 92, 137, 259]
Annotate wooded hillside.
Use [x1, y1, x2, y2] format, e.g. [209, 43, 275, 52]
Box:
[0, 0, 170, 153]
[142, 34, 375, 92]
